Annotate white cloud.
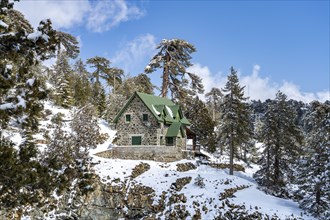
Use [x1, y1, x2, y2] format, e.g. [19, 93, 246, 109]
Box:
[187, 63, 226, 97]
[279, 81, 330, 103]
[190, 63, 329, 103]
[15, 1, 90, 29]
[240, 65, 277, 101]
[111, 34, 157, 75]
[15, 0, 144, 32]
[87, 0, 144, 32]
[76, 35, 83, 49]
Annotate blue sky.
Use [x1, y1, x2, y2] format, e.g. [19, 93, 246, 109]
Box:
[16, 0, 329, 102]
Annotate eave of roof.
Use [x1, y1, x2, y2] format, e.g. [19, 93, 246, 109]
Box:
[166, 122, 182, 137]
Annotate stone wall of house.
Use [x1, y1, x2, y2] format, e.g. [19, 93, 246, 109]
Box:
[114, 95, 188, 161]
[116, 96, 161, 146]
[111, 146, 183, 162]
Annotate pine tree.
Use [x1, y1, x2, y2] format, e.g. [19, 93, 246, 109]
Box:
[254, 91, 303, 197]
[72, 59, 92, 106]
[295, 101, 330, 219]
[218, 67, 252, 174]
[205, 87, 223, 122]
[86, 56, 124, 93]
[54, 31, 79, 59]
[87, 56, 122, 116]
[145, 38, 204, 101]
[71, 105, 101, 161]
[116, 73, 155, 99]
[104, 93, 127, 123]
[184, 96, 217, 152]
[51, 52, 74, 108]
[0, 0, 80, 209]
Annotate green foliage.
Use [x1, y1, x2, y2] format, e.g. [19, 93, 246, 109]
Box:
[104, 93, 127, 123]
[295, 101, 330, 219]
[86, 56, 124, 92]
[185, 96, 217, 152]
[50, 52, 75, 108]
[116, 73, 155, 99]
[44, 105, 102, 198]
[0, 132, 53, 210]
[254, 91, 303, 198]
[54, 31, 79, 59]
[205, 87, 223, 122]
[218, 67, 253, 172]
[72, 59, 92, 107]
[91, 82, 107, 117]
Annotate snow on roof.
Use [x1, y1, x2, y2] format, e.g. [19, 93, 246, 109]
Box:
[152, 104, 160, 115]
[165, 105, 173, 118]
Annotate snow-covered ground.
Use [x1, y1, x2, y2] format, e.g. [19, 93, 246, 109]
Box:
[91, 124, 314, 219]
[12, 102, 313, 219]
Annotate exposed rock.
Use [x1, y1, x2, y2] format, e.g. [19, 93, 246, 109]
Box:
[219, 185, 251, 200]
[131, 162, 151, 179]
[171, 177, 192, 191]
[176, 162, 197, 172]
[209, 163, 245, 172]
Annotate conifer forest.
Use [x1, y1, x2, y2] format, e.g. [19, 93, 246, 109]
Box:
[0, 1, 329, 219]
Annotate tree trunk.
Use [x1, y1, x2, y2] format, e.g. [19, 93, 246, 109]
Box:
[161, 53, 170, 97]
[229, 90, 234, 175]
[229, 131, 234, 175]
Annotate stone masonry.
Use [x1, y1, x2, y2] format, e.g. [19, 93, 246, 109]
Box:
[113, 94, 188, 161]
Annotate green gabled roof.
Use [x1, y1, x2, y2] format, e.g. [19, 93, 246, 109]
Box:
[180, 117, 191, 125]
[137, 92, 175, 122]
[167, 105, 180, 118]
[166, 122, 182, 137]
[113, 92, 191, 125]
[153, 105, 165, 116]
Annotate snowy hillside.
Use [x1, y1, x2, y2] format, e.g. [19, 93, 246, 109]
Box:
[91, 139, 314, 219]
[85, 115, 314, 219]
[2, 102, 315, 219]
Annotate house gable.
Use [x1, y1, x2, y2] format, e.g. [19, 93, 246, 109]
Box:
[113, 92, 191, 126]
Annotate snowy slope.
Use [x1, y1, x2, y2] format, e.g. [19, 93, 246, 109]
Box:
[8, 102, 313, 219]
[91, 126, 314, 219]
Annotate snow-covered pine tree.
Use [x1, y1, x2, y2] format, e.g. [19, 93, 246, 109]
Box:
[254, 91, 303, 197]
[295, 101, 330, 219]
[144, 38, 204, 101]
[218, 67, 253, 174]
[71, 104, 101, 161]
[0, 5, 56, 130]
[0, 0, 82, 209]
[51, 52, 74, 108]
[54, 31, 79, 59]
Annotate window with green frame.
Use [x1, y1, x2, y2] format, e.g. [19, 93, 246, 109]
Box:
[132, 136, 141, 145]
[166, 137, 174, 146]
[143, 113, 148, 121]
[125, 114, 131, 122]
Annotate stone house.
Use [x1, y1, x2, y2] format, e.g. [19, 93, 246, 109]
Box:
[112, 92, 192, 161]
